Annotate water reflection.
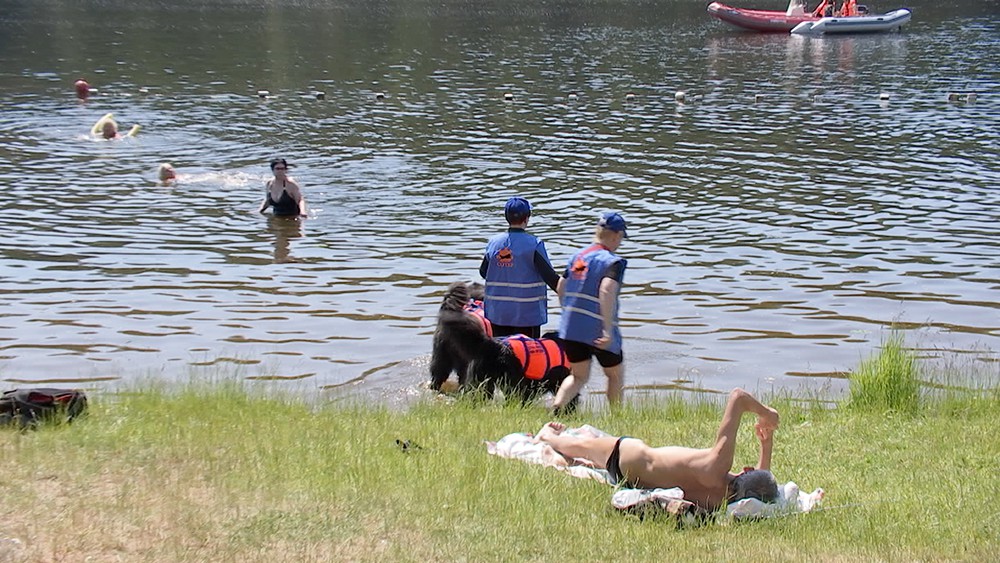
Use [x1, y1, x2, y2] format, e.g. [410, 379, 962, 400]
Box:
[267, 215, 303, 263]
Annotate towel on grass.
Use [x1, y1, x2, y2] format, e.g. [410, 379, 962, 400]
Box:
[486, 426, 824, 523]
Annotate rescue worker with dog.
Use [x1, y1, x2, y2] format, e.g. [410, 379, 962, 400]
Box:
[551, 212, 628, 413]
[479, 197, 560, 339]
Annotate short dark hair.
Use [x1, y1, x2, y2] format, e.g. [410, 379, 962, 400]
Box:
[505, 210, 530, 224]
[729, 470, 779, 504]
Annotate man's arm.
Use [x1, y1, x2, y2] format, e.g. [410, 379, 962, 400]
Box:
[594, 276, 620, 349]
[534, 250, 560, 292]
[479, 255, 490, 279]
[756, 425, 774, 471]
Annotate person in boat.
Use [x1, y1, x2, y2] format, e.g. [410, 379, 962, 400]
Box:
[550, 211, 628, 414]
[811, 0, 833, 16]
[259, 158, 307, 217]
[786, 0, 807, 16]
[534, 387, 781, 511]
[479, 196, 560, 339]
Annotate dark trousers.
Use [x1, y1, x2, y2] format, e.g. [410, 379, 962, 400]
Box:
[491, 324, 541, 339]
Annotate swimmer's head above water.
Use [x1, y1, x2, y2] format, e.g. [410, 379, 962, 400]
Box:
[158, 163, 176, 181]
[101, 120, 118, 139]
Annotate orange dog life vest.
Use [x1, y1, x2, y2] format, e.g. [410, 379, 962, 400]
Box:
[503, 335, 569, 380]
[464, 299, 493, 337]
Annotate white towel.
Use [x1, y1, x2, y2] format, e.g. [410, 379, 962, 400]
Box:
[485, 425, 613, 484]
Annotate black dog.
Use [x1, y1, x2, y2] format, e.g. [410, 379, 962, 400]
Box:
[429, 281, 486, 391]
[429, 282, 575, 408]
[465, 331, 575, 407]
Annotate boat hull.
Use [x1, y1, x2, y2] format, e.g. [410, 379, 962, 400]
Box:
[790, 8, 912, 34]
[707, 1, 819, 32]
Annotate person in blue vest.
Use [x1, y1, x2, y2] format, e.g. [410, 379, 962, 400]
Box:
[479, 196, 560, 339]
[551, 211, 628, 413]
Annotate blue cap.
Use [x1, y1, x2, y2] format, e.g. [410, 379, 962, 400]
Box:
[504, 197, 532, 222]
[598, 211, 628, 237]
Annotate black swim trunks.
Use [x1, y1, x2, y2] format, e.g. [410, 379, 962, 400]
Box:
[606, 436, 636, 487]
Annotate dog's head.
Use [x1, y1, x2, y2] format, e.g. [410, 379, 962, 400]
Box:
[467, 282, 485, 302]
[440, 281, 471, 313]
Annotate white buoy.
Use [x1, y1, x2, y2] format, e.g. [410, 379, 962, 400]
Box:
[965, 92, 977, 103]
[625, 92, 635, 102]
[257, 90, 269, 99]
[879, 92, 890, 100]
[675, 91, 686, 103]
[947, 92, 960, 102]
[754, 93, 764, 103]
[503, 92, 514, 101]
[315, 91, 326, 100]
[375, 92, 385, 100]
[138, 87, 149, 94]
[567, 92, 578, 100]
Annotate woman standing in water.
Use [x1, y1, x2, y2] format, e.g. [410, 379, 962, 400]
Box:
[259, 158, 307, 217]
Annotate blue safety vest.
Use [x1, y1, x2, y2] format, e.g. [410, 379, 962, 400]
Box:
[558, 244, 625, 354]
[483, 230, 549, 326]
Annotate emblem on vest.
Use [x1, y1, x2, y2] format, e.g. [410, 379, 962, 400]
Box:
[571, 256, 588, 280]
[497, 247, 514, 267]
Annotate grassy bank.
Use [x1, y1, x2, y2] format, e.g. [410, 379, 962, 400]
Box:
[1, 353, 998, 561]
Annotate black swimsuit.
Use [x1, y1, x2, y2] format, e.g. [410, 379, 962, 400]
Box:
[266, 181, 299, 216]
[606, 436, 637, 487]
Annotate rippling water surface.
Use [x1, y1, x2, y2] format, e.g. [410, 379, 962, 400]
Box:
[1, 0, 997, 405]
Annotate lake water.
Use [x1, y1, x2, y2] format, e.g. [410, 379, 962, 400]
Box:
[1, 0, 997, 407]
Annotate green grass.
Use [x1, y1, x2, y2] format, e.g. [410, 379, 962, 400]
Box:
[0, 346, 998, 561]
[848, 332, 921, 414]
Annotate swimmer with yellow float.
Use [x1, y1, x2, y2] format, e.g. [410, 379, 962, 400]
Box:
[91, 112, 141, 139]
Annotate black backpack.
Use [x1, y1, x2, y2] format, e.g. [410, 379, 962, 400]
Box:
[0, 388, 88, 429]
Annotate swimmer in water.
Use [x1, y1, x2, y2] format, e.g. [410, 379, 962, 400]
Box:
[259, 158, 307, 217]
[158, 163, 177, 183]
[75, 79, 90, 100]
[101, 120, 119, 139]
[91, 113, 140, 139]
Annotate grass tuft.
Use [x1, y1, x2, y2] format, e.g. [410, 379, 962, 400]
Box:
[848, 332, 921, 414]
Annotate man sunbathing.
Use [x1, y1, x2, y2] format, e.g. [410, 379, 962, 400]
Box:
[534, 388, 780, 511]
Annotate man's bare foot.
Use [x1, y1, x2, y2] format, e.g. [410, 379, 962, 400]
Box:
[534, 421, 566, 442]
[758, 406, 780, 431]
